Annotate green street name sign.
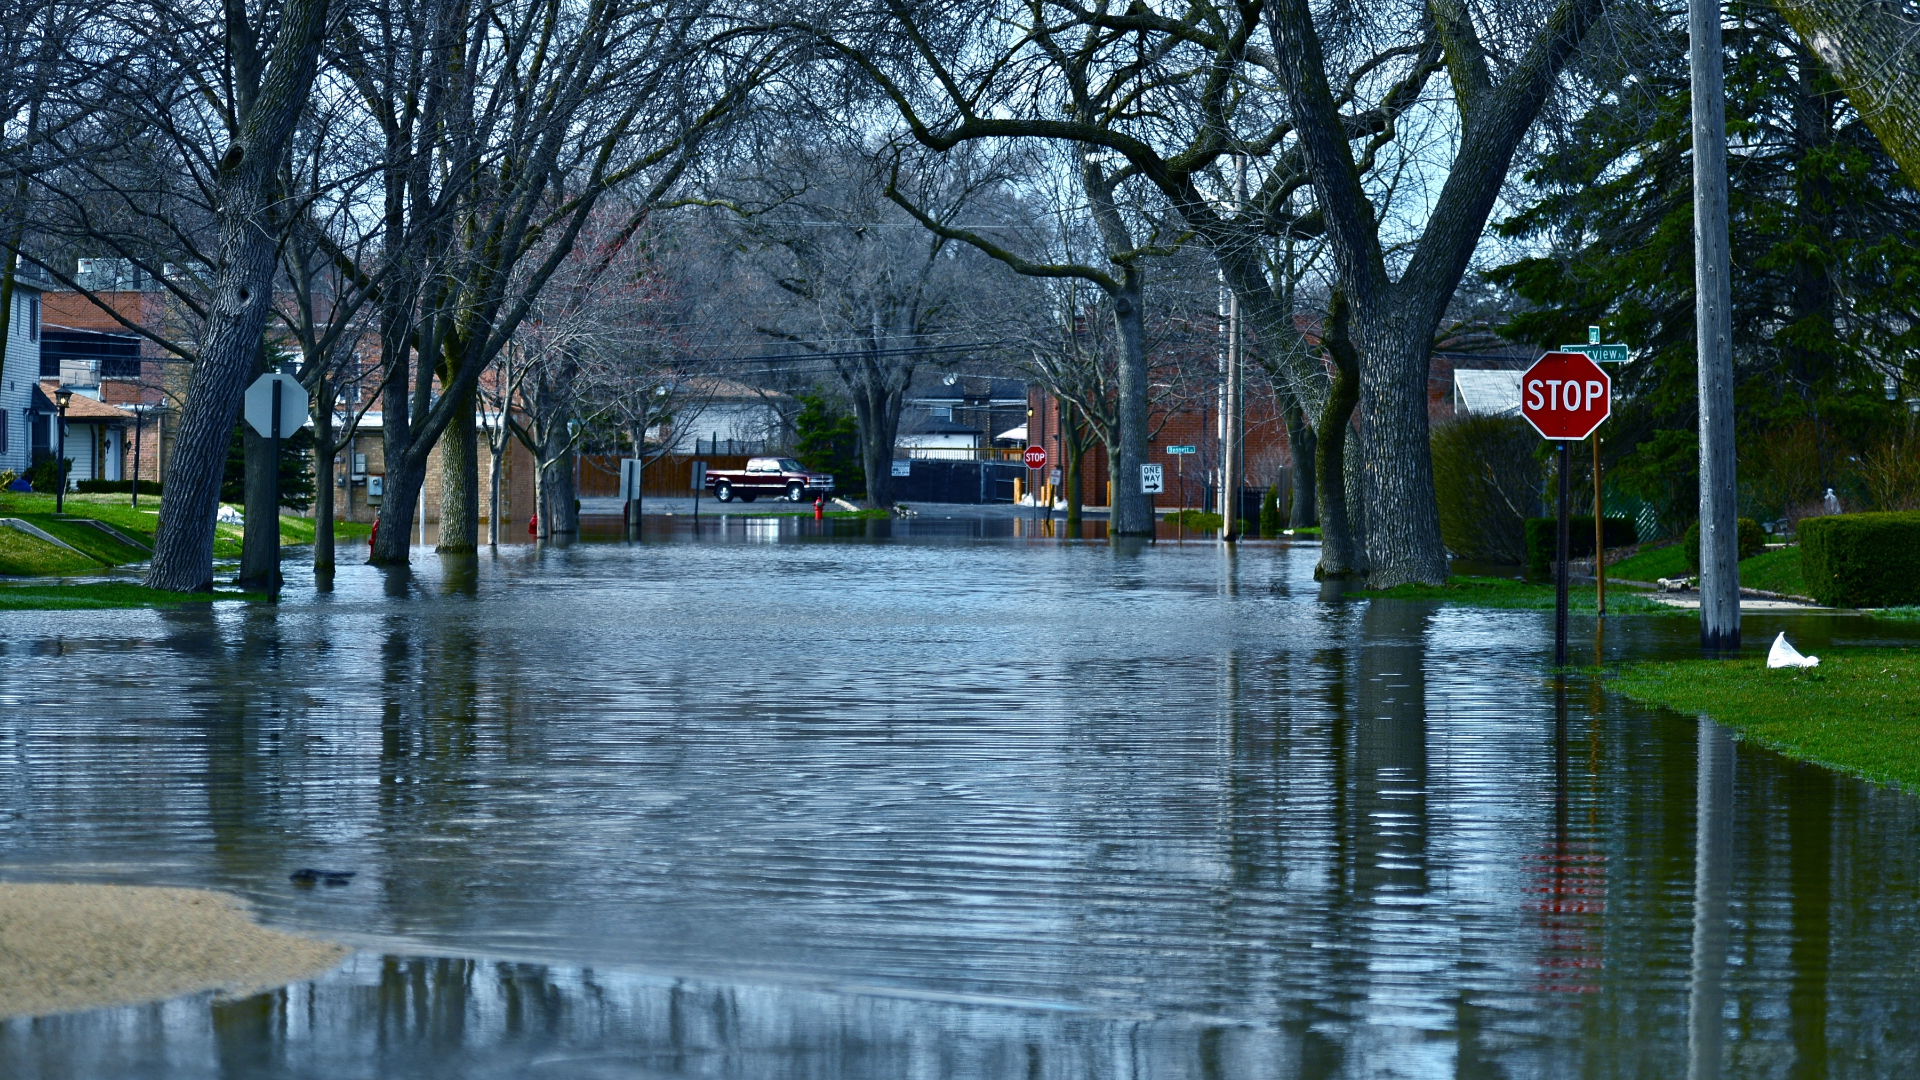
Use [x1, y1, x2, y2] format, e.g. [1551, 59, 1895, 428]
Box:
[1166, 445, 1197, 454]
[1561, 343, 1631, 363]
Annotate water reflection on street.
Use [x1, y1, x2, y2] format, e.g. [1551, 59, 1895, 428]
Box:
[4, 518, 1920, 1078]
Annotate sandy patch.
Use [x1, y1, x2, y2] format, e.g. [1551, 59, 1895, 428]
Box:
[0, 884, 348, 1019]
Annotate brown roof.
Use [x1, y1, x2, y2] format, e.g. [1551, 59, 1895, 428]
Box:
[39, 381, 136, 422]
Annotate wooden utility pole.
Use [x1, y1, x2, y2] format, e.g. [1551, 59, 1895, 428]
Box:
[1691, 0, 1740, 650]
[1594, 436, 1606, 616]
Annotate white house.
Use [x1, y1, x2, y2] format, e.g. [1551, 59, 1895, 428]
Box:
[0, 274, 49, 477]
[649, 377, 790, 455]
[36, 379, 133, 483]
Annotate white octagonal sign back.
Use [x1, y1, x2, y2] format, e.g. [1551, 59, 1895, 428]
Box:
[244, 372, 308, 439]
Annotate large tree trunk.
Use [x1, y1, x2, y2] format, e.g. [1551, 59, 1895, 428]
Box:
[543, 424, 579, 535]
[1355, 311, 1450, 587]
[488, 425, 505, 548]
[145, 0, 331, 592]
[849, 376, 904, 508]
[369, 353, 420, 565]
[1774, 0, 1920, 187]
[1285, 394, 1317, 528]
[1063, 398, 1085, 535]
[1314, 313, 1364, 578]
[1109, 282, 1153, 536]
[438, 404, 479, 552]
[312, 379, 336, 572]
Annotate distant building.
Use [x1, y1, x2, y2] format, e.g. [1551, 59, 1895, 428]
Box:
[648, 377, 791, 456]
[0, 273, 49, 476]
[902, 375, 1028, 455]
[34, 379, 134, 482]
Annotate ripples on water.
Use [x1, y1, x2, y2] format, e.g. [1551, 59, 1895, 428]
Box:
[4, 519, 1920, 1078]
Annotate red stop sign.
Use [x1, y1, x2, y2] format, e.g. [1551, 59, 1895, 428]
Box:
[1519, 351, 1611, 440]
[1023, 445, 1048, 470]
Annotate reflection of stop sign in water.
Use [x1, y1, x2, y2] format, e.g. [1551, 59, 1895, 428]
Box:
[1520, 352, 1611, 440]
[1023, 445, 1048, 470]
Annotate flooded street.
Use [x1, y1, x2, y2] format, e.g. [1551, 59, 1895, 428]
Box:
[5, 522, 1920, 1078]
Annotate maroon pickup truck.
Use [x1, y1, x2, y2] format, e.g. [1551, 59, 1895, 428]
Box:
[705, 457, 835, 503]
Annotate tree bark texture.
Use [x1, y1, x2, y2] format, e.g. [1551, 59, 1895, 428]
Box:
[145, 0, 331, 592]
[1108, 286, 1153, 536]
[1314, 300, 1364, 577]
[1774, 0, 1920, 187]
[438, 404, 479, 553]
[1285, 395, 1317, 528]
[1693, 0, 1741, 649]
[848, 372, 905, 508]
[1267, 0, 1604, 587]
[311, 380, 336, 572]
[543, 424, 579, 536]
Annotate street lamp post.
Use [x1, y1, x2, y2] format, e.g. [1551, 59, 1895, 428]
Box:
[53, 387, 72, 514]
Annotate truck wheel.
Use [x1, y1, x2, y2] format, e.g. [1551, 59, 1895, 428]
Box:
[787, 482, 805, 502]
[714, 482, 732, 502]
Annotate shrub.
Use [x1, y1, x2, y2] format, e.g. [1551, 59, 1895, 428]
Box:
[1525, 516, 1639, 580]
[1432, 414, 1543, 564]
[1799, 512, 1920, 607]
[1259, 482, 1284, 537]
[1682, 517, 1765, 572]
[26, 454, 70, 494]
[76, 479, 162, 495]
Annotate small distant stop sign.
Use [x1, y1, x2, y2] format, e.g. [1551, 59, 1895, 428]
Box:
[1520, 351, 1611, 441]
[1023, 445, 1048, 470]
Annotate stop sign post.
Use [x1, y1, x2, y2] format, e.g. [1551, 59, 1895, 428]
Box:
[1520, 352, 1612, 668]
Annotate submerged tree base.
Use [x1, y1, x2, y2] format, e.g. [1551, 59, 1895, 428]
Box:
[1611, 649, 1920, 787]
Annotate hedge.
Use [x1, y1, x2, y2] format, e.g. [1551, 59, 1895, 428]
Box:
[76, 479, 162, 495]
[1525, 516, 1638, 580]
[1433, 414, 1541, 564]
[1682, 517, 1765, 572]
[1799, 512, 1920, 608]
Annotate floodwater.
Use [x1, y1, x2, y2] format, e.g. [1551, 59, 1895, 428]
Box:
[4, 518, 1920, 1078]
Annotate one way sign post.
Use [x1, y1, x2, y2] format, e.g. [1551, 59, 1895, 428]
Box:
[1520, 351, 1612, 668]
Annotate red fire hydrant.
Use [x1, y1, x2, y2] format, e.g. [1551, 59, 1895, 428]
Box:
[528, 514, 538, 536]
[369, 520, 378, 549]
[813, 494, 824, 521]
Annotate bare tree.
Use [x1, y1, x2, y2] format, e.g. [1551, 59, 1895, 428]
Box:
[10, 0, 335, 591]
[715, 138, 1009, 508]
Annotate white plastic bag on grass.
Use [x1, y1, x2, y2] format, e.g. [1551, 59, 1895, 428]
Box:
[1767, 632, 1819, 669]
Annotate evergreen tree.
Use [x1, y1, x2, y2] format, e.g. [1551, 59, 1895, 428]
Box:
[1488, 1, 1920, 529]
[793, 392, 865, 498]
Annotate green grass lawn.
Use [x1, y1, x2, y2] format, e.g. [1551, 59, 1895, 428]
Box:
[0, 492, 359, 564]
[1607, 541, 1689, 582]
[1611, 649, 1920, 787]
[1872, 607, 1920, 622]
[1738, 546, 1808, 596]
[0, 526, 103, 576]
[1367, 574, 1680, 613]
[1607, 541, 1809, 597]
[0, 582, 267, 610]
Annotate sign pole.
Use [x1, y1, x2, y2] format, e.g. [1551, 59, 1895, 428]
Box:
[269, 375, 282, 594]
[1556, 441, 1570, 668]
[1593, 436, 1606, 617]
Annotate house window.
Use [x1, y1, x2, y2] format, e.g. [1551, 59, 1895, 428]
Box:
[27, 294, 38, 342]
[932, 406, 952, 421]
[0, 407, 7, 453]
